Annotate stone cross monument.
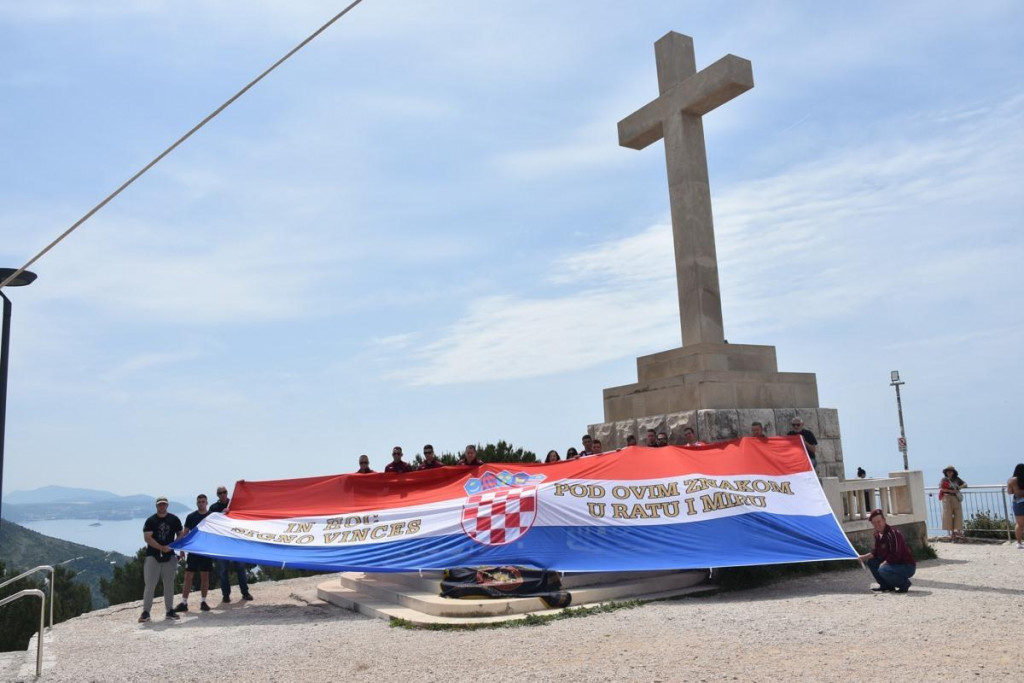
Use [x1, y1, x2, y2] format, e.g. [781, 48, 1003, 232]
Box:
[589, 32, 844, 477]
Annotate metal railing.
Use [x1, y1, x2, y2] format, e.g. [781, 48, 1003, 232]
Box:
[925, 485, 1014, 540]
[0, 565, 54, 630]
[0, 589, 45, 677]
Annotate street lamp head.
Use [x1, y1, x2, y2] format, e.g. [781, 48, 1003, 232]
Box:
[890, 370, 900, 383]
[0, 268, 38, 288]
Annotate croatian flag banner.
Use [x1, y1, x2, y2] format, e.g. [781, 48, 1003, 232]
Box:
[172, 437, 857, 572]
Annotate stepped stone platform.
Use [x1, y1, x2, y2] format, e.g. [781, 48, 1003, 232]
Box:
[317, 569, 711, 625]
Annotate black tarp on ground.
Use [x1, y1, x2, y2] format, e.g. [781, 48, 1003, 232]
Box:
[440, 566, 571, 608]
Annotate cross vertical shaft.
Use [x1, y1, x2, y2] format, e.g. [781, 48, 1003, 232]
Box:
[618, 32, 753, 347]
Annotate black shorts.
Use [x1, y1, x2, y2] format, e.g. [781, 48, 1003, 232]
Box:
[185, 553, 213, 572]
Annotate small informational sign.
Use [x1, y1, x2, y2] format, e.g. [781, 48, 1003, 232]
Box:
[897, 437, 907, 452]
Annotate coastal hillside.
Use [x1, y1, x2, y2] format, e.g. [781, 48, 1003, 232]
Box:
[0, 518, 131, 608]
[1, 486, 188, 522]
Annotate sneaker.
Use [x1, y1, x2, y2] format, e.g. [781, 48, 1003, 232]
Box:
[895, 581, 912, 594]
[1017, 542, 1024, 549]
[871, 586, 895, 592]
[222, 596, 231, 604]
[241, 593, 254, 601]
[138, 611, 150, 623]
[200, 601, 211, 612]
[174, 602, 188, 613]
[165, 611, 181, 620]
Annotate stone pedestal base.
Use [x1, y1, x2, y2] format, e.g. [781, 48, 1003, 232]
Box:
[588, 406, 845, 479]
[603, 343, 819, 422]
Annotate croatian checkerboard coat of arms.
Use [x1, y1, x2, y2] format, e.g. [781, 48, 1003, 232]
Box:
[460, 485, 539, 545]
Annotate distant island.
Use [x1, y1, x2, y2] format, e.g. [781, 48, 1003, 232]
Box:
[1, 485, 188, 522]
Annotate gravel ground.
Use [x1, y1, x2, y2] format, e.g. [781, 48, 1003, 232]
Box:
[19, 542, 1022, 682]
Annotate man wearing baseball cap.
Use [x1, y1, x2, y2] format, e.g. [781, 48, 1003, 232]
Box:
[856, 509, 916, 593]
[139, 496, 184, 622]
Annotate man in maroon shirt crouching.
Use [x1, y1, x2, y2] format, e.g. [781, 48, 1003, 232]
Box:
[857, 509, 916, 593]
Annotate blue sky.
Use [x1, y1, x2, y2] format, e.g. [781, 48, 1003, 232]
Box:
[1, 1, 1021, 503]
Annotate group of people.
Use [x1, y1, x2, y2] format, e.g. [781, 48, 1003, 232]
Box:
[140, 419, 907, 619]
[355, 444, 485, 474]
[862, 462, 1024, 597]
[138, 486, 253, 623]
[358, 418, 820, 473]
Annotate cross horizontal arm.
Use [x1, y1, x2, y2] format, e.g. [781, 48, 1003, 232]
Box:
[618, 54, 754, 150]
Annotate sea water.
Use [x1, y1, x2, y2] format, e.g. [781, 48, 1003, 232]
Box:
[22, 518, 149, 556]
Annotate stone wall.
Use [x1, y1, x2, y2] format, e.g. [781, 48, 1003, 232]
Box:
[588, 407, 844, 478]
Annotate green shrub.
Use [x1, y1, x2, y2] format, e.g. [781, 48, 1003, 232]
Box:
[964, 509, 1013, 538]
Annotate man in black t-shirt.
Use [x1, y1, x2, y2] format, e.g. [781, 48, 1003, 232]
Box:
[209, 486, 253, 603]
[787, 417, 819, 472]
[174, 494, 213, 613]
[139, 497, 183, 623]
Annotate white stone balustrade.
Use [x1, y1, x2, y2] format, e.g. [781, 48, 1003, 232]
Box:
[820, 470, 927, 534]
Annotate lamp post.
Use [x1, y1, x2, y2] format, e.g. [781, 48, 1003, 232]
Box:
[0, 267, 38, 526]
[890, 370, 908, 470]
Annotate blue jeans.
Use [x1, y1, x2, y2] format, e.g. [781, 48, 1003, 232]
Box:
[218, 560, 250, 598]
[867, 558, 915, 590]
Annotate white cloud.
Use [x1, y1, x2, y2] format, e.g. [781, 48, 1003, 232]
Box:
[22, 216, 341, 325]
[397, 291, 676, 386]
[391, 93, 1024, 385]
[106, 347, 207, 378]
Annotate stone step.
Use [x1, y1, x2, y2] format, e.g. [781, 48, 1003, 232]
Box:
[341, 568, 706, 595]
[321, 585, 568, 625]
[1, 630, 55, 682]
[337, 573, 550, 617]
[318, 569, 711, 625]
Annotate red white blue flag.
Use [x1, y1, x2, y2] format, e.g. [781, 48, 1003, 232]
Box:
[171, 437, 857, 571]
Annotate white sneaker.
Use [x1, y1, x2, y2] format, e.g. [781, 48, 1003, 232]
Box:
[1016, 542, 1023, 549]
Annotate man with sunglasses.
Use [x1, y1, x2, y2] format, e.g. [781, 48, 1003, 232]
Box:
[385, 446, 415, 473]
[419, 444, 443, 469]
[787, 417, 818, 471]
[209, 486, 253, 603]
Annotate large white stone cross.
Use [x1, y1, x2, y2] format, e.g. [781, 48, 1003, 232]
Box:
[619, 32, 753, 347]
